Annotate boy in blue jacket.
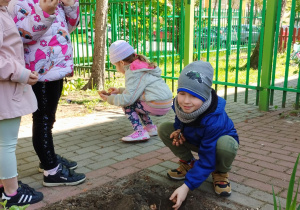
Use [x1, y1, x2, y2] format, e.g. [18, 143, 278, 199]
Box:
[158, 60, 239, 210]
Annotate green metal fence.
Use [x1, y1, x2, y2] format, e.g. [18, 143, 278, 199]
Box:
[71, 0, 300, 110]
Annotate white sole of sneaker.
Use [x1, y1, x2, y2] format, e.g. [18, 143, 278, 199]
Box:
[42, 177, 86, 187]
[38, 165, 78, 173]
[167, 173, 186, 180]
[121, 138, 149, 143]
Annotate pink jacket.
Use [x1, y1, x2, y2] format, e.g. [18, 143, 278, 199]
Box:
[8, 0, 79, 82]
[0, 6, 37, 120]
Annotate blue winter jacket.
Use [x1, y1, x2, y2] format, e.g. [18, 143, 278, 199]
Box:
[173, 90, 239, 190]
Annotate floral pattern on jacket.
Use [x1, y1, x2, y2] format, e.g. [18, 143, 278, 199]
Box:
[10, 0, 79, 82]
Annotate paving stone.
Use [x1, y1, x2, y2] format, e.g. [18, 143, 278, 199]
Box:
[113, 151, 141, 161]
[148, 165, 167, 173]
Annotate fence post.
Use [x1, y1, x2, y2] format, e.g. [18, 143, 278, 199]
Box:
[184, 0, 195, 66]
[259, 0, 279, 111]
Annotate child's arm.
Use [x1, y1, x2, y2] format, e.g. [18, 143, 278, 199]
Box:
[60, 0, 79, 33]
[106, 73, 146, 107]
[184, 126, 222, 191]
[11, 0, 57, 44]
[0, 30, 32, 84]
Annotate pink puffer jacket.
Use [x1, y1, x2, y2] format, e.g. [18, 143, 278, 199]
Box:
[0, 6, 37, 120]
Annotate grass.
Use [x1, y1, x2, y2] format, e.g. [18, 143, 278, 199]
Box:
[63, 49, 299, 111]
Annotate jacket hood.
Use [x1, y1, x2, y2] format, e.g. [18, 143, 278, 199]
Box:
[213, 95, 226, 115]
[0, 6, 6, 11]
[127, 60, 162, 77]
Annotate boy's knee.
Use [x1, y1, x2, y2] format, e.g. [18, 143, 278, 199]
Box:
[215, 136, 239, 172]
[216, 135, 239, 155]
[157, 122, 174, 141]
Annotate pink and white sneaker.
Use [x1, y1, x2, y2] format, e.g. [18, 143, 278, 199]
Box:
[121, 129, 150, 142]
[144, 124, 158, 136]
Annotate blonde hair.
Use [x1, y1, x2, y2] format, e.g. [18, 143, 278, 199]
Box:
[122, 53, 156, 68]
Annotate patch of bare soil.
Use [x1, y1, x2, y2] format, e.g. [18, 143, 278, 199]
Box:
[43, 170, 247, 210]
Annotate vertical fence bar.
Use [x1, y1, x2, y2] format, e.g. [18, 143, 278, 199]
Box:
[156, 1, 160, 65]
[256, 0, 266, 106]
[142, 1, 146, 55]
[206, 0, 211, 61]
[164, 0, 167, 81]
[234, 0, 243, 102]
[184, 0, 195, 66]
[244, 0, 254, 104]
[197, 1, 202, 60]
[172, 0, 176, 91]
[215, 0, 222, 93]
[259, 0, 279, 111]
[149, 1, 153, 60]
[224, 0, 232, 100]
[270, 0, 282, 106]
[180, 0, 184, 74]
[282, 0, 296, 108]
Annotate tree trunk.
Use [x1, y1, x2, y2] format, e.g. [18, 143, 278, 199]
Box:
[248, 34, 260, 69]
[82, 0, 108, 90]
[246, 0, 286, 69]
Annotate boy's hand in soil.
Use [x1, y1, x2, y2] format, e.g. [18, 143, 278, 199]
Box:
[108, 87, 119, 95]
[170, 184, 189, 210]
[170, 129, 186, 146]
[27, 72, 38, 85]
[39, 0, 59, 15]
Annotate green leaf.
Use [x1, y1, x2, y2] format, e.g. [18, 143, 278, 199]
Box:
[291, 179, 300, 210]
[286, 153, 300, 210]
[273, 185, 278, 210]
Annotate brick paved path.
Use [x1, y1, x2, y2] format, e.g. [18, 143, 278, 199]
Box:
[14, 76, 300, 210]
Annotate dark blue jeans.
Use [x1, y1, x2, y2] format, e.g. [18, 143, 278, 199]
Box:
[32, 79, 63, 170]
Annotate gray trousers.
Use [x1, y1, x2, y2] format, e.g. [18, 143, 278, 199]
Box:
[0, 117, 21, 179]
[158, 122, 239, 172]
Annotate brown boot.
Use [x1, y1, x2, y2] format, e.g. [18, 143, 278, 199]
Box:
[167, 160, 194, 180]
[212, 171, 231, 196]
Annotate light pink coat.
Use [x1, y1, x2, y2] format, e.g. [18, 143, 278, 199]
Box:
[0, 6, 37, 120]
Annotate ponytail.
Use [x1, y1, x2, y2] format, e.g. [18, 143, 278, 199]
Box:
[122, 53, 157, 68]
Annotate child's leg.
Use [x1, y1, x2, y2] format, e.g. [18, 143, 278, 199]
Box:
[158, 122, 197, 161]
[124, 101, 147, 130]
[32, 80, 63, 170]
[213, 135, 239, 196]
[0, 117, 21, 195]
[215, 135, 239, 172]
[133, 101, 153, 126]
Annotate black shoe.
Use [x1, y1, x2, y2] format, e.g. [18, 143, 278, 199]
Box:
[2, 181, 43, 207]
[43, 164, 86, 187]
[0, 181, 23, 201]
[38, 154, 77, 172]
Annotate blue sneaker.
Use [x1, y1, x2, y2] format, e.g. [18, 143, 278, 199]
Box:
[43, 164, 86, 187]
[2, 181, 43, 207]
[39, 154, 77, 172]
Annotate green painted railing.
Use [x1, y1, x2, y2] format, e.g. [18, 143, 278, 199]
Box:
[71, 0, 300, 110]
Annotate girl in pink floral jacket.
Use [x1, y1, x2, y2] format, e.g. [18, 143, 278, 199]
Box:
[8, 0, 86, 187]
[0, 1, 43, 207]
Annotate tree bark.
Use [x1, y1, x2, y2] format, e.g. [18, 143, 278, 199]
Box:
[82, 0, 108, 90]
[248, 34, 260, 69]
[246, 0, 286, 69]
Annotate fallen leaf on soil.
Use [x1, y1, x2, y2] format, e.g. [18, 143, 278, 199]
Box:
[150, 204, 157, 210]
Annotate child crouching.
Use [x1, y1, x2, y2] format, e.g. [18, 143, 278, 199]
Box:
[158, 60, 239, 210]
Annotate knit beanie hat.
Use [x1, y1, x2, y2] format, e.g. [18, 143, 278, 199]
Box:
[109, 40, 135, 64]
[177, 60, 214, 102]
